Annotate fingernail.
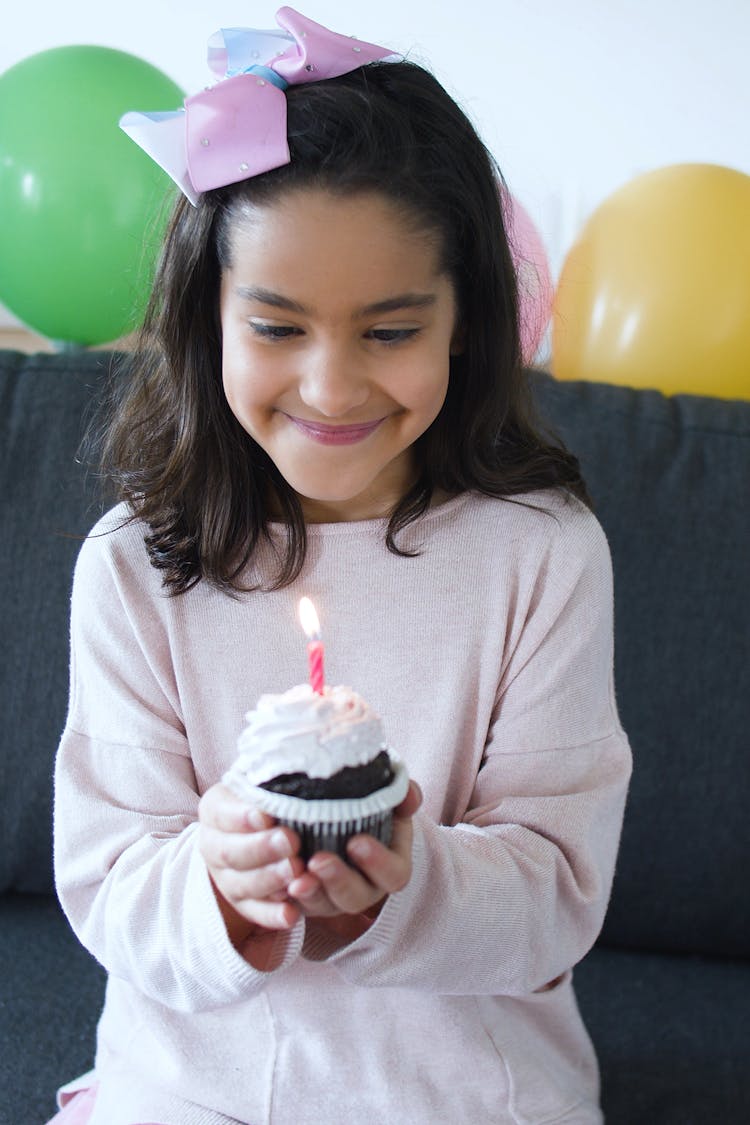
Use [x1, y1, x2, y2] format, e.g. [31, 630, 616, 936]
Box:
[349, 839, 372, 861]
[246, 808, 267, 830]
[295, 881, 318, 899]
[277, 859, 295, 881]
[271, 830, 292, 857]
[309, 857, 336, 877]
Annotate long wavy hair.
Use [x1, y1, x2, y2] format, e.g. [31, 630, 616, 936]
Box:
[101, 60, 589, 594]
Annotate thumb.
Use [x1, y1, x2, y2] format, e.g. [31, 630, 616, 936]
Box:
[395, 779, 422, 819]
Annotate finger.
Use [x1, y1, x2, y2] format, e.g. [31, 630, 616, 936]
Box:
[235, 895, 302, 931]
[215, 854, 302, 904]
[303, 792, 418, 914]
[346, 831, 412, 896]
[201, 824, 300, 872]
[305, 852, 382, 915]
[287, 871, 337, 917]
[199, 784, 275, 833]
[267, 888, 293, 902]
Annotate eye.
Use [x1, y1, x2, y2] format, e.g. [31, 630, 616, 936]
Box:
[249, 322, 302, 340]
[366, 327, 421, 345]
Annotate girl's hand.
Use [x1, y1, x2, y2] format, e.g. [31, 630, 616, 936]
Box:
[288, 781, 422, 920]
[198, 782, 305, 943]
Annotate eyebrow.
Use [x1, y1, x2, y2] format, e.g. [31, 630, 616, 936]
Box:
[233, 285, 438, 317]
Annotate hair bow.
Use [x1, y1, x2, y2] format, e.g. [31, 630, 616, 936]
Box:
[120, 6, 395, 205]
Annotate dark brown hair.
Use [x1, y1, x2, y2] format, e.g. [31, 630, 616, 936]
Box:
[101, 61, 589, 594]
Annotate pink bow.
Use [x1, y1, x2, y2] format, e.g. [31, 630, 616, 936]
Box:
[120, 7, 395, 204]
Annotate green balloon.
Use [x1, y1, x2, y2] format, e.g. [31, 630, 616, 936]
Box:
[0, 46, 184, 345]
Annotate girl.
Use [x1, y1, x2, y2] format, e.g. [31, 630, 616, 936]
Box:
[52, 8, 631, 1124]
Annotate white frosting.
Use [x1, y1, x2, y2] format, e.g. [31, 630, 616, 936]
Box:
[232, 683, 386, 785]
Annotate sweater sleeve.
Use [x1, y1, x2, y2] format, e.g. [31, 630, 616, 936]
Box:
[54, 518, 304, 1013]
[319, 506, 632, 994]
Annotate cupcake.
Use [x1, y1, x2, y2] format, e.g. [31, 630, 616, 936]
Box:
[223, 684, 409, 861]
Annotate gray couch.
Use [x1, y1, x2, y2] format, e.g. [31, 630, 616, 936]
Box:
[1, 349, 748, 1124]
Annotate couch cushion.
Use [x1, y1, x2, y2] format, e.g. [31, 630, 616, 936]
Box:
[0, 350, 115, 893]
[575, 945, 750, 1125]
[0, 893, 106, 1123]
[532, 373, 750, 957]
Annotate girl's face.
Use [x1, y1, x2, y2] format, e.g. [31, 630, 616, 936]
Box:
[219, 189, 460, 522]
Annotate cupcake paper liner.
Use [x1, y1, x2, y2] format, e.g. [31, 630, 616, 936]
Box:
[223, 758, 410, 861]
[285, 810, 397, 860]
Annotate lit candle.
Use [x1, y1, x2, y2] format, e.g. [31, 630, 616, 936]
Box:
[299, 597, 325, 695]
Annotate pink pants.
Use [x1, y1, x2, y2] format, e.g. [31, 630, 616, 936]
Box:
[44, 1087, 97, 1125]
[45, 1086, 164, 1125]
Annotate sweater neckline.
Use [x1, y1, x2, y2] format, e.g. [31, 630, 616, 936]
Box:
[267, 491, 472, 536]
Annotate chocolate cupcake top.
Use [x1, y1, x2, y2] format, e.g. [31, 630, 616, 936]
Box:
[233, 684, 386, 786]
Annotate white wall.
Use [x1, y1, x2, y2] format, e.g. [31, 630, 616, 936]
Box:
[2, 0, 748, 329]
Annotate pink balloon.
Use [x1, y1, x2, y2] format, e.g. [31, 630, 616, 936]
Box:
[502, 192, 553, 365]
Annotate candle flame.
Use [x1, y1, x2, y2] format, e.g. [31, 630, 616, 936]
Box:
[298, 596, 321, 640]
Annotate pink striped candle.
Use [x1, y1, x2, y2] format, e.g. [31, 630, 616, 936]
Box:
[298, 597, 325, 695]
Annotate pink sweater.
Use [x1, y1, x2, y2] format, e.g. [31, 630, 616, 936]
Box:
[54, 490, 631, 1125]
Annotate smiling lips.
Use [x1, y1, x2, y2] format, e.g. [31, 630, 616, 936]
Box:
[286, 414, 386, 446]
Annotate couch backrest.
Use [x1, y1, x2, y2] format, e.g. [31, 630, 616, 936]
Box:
[1, 350, 110, 894]
[1, 350, 748, 959]
[532, 372, 750, 959]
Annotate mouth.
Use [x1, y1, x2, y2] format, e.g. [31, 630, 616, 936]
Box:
[285, 414, 386, 446]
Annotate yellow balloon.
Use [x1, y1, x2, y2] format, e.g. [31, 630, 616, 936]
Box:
[552, 164, 750, 399]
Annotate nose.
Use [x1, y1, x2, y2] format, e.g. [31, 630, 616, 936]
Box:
[297, 340, 369, 418]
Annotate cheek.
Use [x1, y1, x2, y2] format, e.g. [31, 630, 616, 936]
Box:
[221, 363, 267, 435]
[404, 349, 451, 414]
[221, 363, 245, 417]
[222, 345, 269, 408]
